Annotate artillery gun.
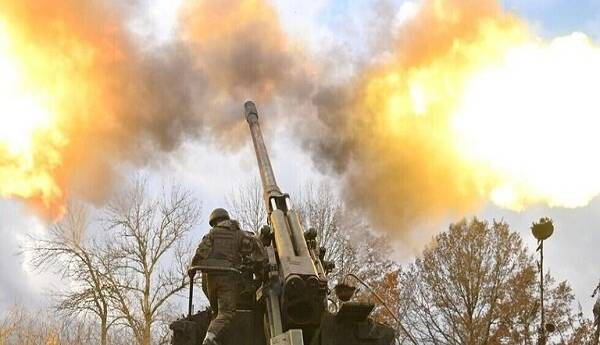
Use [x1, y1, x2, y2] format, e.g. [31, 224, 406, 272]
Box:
[170, 102, 396, 345]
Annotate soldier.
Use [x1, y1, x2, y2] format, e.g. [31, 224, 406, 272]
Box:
[191, 208, 264, 345]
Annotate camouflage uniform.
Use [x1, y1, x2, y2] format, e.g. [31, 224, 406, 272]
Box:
[192, 219, 265, 340]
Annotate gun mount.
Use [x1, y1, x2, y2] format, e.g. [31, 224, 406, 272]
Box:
[170, 102, 395, 345]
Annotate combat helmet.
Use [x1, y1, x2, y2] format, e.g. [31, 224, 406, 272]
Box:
[209, 208, 230, 227]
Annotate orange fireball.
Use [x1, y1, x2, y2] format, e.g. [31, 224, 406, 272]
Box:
[0, 1, 129, 219]
[0, 20, 66, 217]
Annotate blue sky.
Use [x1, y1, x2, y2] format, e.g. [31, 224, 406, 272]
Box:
[503, 0, 600, 38]
[315, 0, 600, 39]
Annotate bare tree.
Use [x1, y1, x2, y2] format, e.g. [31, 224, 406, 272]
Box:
[0, 306, 19, 345]
[296, 182, 347, 273]
[225, 178, 266, 234]
[101, 179, 201, 345]
[0, 304, 107, 345]
[26, 204, 115, 345]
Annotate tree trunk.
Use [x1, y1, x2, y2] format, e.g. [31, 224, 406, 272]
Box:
[100, 317, 108, 345]
[142, 325, 152, 345]
[142, 272, 152, 345]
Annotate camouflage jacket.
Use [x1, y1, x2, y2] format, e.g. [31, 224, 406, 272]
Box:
[192, 220, 265, 270]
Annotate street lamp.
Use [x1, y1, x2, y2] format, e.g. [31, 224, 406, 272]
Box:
[531, 217, 554, 345]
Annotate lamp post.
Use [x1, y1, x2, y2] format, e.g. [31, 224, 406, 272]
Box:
[531, 217, 554, 345]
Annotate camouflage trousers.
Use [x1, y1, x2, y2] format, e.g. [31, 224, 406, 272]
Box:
[202, 273, 240, 338]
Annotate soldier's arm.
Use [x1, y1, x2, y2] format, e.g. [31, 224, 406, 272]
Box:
[251, 236, 267, 279]
[252, 236, 266, 262]
[191, 232, 212, 266]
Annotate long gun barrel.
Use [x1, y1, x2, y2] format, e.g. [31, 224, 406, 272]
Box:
[245, 102, 281, 200]
[244, 101, 327, 342]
